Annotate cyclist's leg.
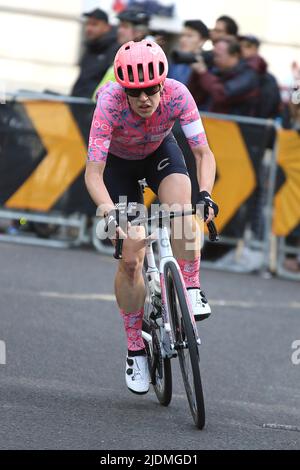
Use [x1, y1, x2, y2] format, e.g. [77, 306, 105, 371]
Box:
[103, 155, 148, 359]
[145, 133, 200, 264]
[146, 134, 210, 319]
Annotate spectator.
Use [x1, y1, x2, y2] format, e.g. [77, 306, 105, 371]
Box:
[92, 8, 151, 98]
[188, 38, 260, 116]
[149, 29, 173, 53]
[210, 15, 239, 44]
[239, 35, 281, 118]
[117, 8, 150, 44]
[168, 20, 210, 85]
[71, 9, 118, 98]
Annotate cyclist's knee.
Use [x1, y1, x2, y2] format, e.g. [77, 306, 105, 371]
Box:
[117, 226, 145, 283]
[119, 256, 143, 283]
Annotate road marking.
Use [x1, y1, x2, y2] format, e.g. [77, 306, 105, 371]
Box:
[39, 292, 116, 301]
[262, 423, 300, 432]
[290, 302, 300, 309]
[0, 340, 6, 365]
[37, 292, 300, 310]
[0, 287, 299, 310]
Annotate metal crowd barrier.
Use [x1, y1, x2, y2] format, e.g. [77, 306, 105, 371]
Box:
[0, 209, 88, 248]
[276, 239, 300, 281]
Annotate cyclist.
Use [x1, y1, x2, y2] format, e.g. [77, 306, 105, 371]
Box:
[85, 40, 218, 395]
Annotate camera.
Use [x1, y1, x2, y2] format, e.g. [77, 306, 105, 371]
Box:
[171, 50, 199, 64]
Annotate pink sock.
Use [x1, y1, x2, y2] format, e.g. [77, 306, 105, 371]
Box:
[120, 308, 145, 352]
[178, 257, 200, 289]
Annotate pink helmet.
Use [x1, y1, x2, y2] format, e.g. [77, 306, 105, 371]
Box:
[114, 39, 168, 88]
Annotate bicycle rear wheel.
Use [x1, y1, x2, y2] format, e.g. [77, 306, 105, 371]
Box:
[165, 261, 205, 429]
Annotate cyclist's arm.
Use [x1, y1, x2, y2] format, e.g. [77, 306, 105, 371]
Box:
[85, 84, 116, 215]
[85, 161, 114, 215]
[192, 145, 216, 195]
[175, 81, 216, 194]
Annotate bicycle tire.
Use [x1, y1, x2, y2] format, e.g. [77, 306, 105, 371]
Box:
[143, 318, 172, 406]
[164, 261, 205, 429]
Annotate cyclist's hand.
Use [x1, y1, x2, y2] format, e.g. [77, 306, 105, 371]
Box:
[197, 191, 219, 223]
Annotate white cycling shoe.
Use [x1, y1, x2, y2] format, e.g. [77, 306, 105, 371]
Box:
[187, 288, 211, 321]
[125, 354, 150, 395]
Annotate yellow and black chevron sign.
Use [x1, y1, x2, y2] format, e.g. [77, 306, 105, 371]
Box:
[204, 118, 256, 232]
[5, 101, 87, 211]
[273, 129, 300, 236]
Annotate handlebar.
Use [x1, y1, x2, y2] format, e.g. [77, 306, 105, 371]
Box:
[207, 220, 219, 242]
[113, 208, 219, 259]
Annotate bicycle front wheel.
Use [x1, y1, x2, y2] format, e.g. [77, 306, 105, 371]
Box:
[165, 261, 205, 429]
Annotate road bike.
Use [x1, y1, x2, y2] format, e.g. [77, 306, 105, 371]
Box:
[113, 182, 218, 429]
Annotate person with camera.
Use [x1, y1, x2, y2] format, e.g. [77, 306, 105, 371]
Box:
[188, 38, 260, 116]
[168, 20, 210, 85]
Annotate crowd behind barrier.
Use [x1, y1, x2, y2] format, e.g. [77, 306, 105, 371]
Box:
[1, 93, 300, 280]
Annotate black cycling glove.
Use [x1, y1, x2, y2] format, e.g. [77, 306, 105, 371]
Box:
[197, 191, 219, 221]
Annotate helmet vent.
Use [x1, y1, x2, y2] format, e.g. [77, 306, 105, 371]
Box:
[148, 62, 154, 80]
[146, 43, 152, 47]
[137, 63, 144, 82]
[117, 66, 124, 81]
[159, 61, 165, 76]
[125, 45, 130, 50]
[127, 65, 134, 82]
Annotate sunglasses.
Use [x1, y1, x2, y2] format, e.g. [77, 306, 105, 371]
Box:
[125, 84, 161, 98]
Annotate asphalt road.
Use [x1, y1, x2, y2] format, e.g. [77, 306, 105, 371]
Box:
[0, 242, 299, 450]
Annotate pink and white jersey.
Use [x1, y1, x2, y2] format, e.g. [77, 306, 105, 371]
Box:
[87, 78, 208, 162]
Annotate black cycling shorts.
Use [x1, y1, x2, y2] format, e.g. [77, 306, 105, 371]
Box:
[103, 132, 190, 206]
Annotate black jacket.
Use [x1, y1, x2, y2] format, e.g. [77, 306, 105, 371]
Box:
[71, 27, 118, 98]
[245, 55, 281, 118]
[188, 59, 260, 116]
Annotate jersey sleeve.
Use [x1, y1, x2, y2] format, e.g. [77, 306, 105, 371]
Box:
[87, 83, 115, 163]
[173, 81, 208, 148]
